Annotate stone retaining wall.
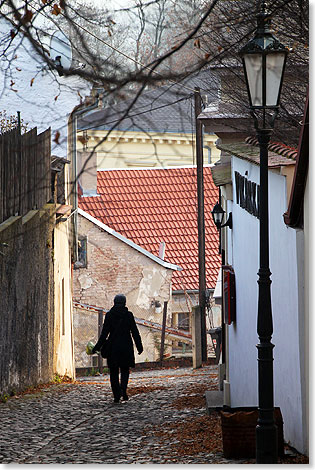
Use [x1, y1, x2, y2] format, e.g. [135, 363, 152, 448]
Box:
[0, 209, 54, 395]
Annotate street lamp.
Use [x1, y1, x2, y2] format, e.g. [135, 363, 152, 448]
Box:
[240, 1, 288, 464]
[211, 201, 225, 229]
[211, 201, 233, 231]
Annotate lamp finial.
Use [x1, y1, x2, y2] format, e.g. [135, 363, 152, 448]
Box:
[256, 0, 271, 34]
[260, 0, 267, 13]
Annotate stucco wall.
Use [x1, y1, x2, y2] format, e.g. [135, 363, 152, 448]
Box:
[53, 219, 75, 378]
[302, 172, 309, 455]
[227, 156, 306, 453]
[73, 215, 173, 366]
[73, 306, 99, 368]
[0, 209, 54, 395]
[77, 130, 221, 169]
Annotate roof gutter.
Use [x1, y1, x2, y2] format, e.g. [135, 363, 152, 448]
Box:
[69, 97, 99, 261]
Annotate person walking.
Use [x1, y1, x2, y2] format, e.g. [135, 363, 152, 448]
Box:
[92, 294, 143, 403]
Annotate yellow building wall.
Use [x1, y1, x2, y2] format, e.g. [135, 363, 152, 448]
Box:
[53, 218, 75, 378]
[77, 130, 221, 169]
[53, 162, 76, 379]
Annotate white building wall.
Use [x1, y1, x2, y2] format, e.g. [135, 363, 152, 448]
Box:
[302, 172, 309, 455]
[0, 19, 91, 157]
[228, 156, 305, 453]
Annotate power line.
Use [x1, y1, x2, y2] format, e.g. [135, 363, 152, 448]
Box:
[66, 15, 203, 94]
[31, 3, 207, 96]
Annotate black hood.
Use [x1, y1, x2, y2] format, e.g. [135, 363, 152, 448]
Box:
[110, 305, 128, 316]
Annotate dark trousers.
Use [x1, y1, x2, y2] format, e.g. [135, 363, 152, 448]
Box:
[109, 366, 130, 400]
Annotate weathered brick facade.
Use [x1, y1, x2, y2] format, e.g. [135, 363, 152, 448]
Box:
[73, 215, 174, 366]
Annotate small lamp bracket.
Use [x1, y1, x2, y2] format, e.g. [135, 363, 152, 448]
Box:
[221, 212, 233, 230]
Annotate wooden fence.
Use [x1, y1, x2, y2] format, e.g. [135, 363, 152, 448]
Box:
[0, 127, 51, 224]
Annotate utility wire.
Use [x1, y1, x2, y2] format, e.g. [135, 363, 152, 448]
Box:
[30, 2, 209, 96]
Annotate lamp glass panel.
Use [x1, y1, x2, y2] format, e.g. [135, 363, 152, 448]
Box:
[266, 53, 286, 106]
[213, 211, 224, 225]
[244, 54, 263, 106]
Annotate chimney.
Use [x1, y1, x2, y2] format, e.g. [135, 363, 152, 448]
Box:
[158, 242, 166, 260]
[78, 150, 98, 197]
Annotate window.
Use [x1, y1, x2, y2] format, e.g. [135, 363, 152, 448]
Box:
[177, 312, 190, 331]
[76, 236, 87, 268]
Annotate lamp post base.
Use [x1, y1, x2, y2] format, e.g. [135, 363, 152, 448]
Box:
[256, 422, 278, 463]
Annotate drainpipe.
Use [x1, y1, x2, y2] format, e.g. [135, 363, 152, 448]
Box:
[69, 96, 99, 262]
[204, 145, 212, 164]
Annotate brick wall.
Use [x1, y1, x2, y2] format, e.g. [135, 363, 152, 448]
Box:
[73, 215, 174, 366]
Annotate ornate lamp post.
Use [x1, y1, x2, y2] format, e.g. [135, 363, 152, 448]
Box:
[239, 2, 288, 464]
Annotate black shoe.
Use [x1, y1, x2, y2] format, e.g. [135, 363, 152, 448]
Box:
[122, 393, 128, 401]
[114, 397, 120, 403]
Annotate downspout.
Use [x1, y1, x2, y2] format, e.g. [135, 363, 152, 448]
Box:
[204, 145, 212, 164]
[69, 96, 99, 262]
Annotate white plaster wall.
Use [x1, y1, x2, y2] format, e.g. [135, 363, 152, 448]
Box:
[0, 20, 91, 157]
[302, 172, 309, 455]
[228, 156, 305, 453]
[227, 159, 259, 405]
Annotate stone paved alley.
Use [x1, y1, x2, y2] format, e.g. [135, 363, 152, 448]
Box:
[0, 365, 308, 464]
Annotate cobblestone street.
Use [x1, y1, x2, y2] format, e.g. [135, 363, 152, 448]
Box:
[0, 365, 242, 464]
[0, 365, 308, 465]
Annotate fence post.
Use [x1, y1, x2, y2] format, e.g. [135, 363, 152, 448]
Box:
[98, 309, 104, 373]
[159, 301, 168, 365]
[192, 305, 202, 369]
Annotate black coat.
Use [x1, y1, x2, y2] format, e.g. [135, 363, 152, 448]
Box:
[94, 305, 143, 368]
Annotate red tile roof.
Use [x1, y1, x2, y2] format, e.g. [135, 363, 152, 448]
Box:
[79, 167, 221, 291]
[245, 136, 298, 159]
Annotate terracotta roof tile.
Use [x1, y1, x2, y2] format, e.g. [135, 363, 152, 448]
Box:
[218, 141, 296, 168]
[79, 167, 221, 291]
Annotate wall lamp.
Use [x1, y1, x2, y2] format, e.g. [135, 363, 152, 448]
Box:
[211, 201, 233, 230]
[151, 300, 162, 314]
